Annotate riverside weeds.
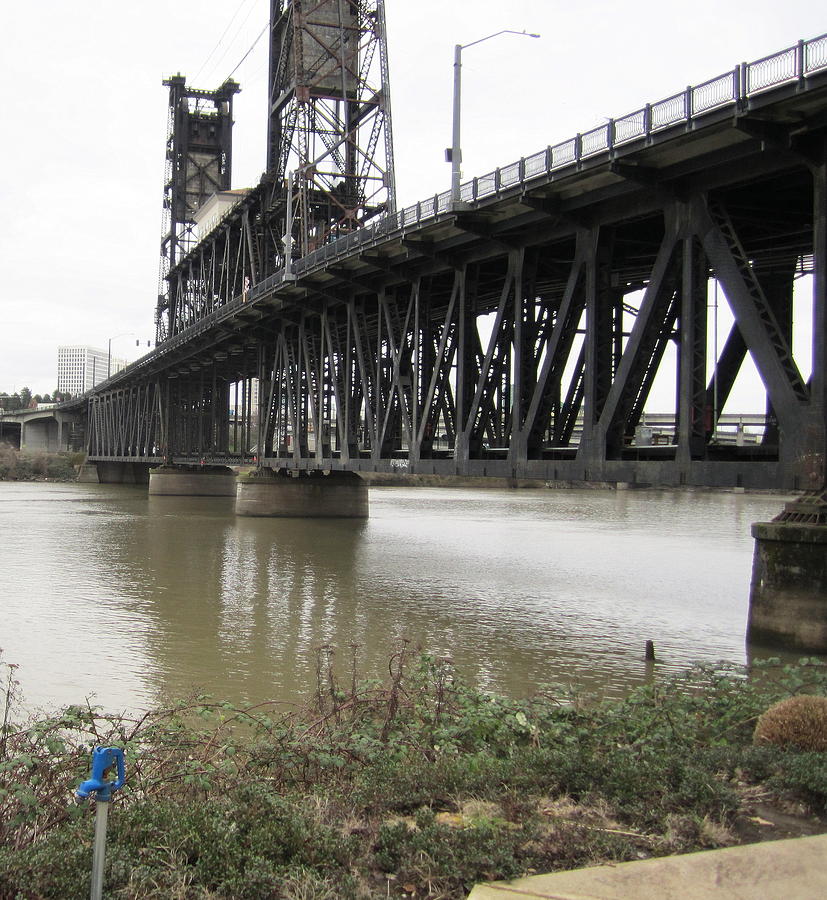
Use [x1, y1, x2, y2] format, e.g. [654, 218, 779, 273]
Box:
[1, 646, 826, 899]
[0, 445, 82, 481]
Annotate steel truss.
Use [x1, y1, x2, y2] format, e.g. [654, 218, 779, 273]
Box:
[86, 34, 827, 490]
[156, 1, 396, 346]
[87, 383, 163, 460]
[87, 166, 826, 490]
[246, 186, 821, 489]
[267, 0, 396, 254]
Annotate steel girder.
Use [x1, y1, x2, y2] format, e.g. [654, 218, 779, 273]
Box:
[243, 176, 822, 488]
[87, 70, 827, 489]
[86, 383, 164, 460]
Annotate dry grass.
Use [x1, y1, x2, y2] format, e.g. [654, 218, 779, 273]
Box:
[754, 695, 827, 752]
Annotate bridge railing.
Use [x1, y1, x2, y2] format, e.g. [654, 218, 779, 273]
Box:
[286, 33, 827, 282]
[86, 31, 827, 391]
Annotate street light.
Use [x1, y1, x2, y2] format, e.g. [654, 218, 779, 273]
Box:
[107, 334, 151, 379]
[107, 333, 133, 379]
[448, 29, 540, 206]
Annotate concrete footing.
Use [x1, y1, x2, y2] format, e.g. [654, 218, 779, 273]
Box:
[148, 465, 237, 496]
[75, 464, 100, 484]
[235, 468, 369, 517]
[78, 462, 151, 484]
[748, 519, 827, 652]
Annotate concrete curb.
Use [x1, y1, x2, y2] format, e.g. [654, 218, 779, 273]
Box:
[467, 834, 827, 899]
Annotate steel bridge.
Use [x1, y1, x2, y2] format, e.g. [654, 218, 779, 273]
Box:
[72, 25, 827, 491]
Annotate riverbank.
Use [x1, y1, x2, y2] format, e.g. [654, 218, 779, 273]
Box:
[0, 446, 82, 482]
[1, 652, 825, 899]
[359, 471, 797, 493]
[0, 449, 791, 495]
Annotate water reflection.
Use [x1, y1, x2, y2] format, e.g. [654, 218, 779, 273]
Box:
[1, 481, 821, 714]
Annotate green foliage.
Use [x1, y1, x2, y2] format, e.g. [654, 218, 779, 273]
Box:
[0, 447, 78, 481]
[1, 651, 826, 898]
[374, 814, 527, 894]
[773, 753, 827, 810]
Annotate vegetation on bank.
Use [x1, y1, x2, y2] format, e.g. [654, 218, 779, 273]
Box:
[1, 648, 826, 899]
[0, 446, 83, 482]
[0, 388, 72, 412]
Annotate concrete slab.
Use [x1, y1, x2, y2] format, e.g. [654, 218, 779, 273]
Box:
[466, 834, 827, 899]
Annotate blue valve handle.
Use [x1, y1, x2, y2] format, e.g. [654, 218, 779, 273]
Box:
[76, 747, 126, 802]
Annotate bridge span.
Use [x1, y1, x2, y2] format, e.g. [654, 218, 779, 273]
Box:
[0, 406, 82, 453]
[69, 32, 827, 494]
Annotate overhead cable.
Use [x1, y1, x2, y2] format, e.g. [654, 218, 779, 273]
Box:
[225, 20, 269, 81]
[193, 0, 255, 84]
[200, 0, 261, 86]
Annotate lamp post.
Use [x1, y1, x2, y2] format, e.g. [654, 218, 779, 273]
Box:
[107, 334, 151, 379]
[449, 29, 540, 207]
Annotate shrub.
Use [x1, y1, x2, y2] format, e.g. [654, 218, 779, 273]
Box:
[1, 653, 827, 898]
[0, 448, 78, 481]
[773, 752, 827, 811]
[754, 695, 827, 752]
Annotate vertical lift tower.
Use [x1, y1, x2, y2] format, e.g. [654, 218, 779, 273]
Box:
[155, 1, 395, 341]
[156, 76, 240, 342]
[266, 0, 396, 258]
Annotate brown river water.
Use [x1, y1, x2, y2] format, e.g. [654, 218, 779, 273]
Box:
[0, 481, 807, 714]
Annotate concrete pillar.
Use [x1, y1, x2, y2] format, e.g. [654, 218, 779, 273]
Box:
[148, 465, 237, 496]
[235, 468, 369, 518]
[748, 494, 827, 651]
[76, 464, 100, 483]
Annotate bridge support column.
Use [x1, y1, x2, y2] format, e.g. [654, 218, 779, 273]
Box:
[148, 465, 236, 496]
[93, 462, 152, 484]
[748, 493, 827, 652]
[235, 469, 369, 518]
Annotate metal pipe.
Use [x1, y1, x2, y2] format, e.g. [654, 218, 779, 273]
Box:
[284, 170, 296, 280]
[450, 43, 463, 205]
[449, 30, 540, 207]
[90, 800, 109, 900]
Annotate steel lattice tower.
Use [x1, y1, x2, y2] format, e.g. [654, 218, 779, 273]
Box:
[155, 76, 240, 342]
[267, 0, 396, 257]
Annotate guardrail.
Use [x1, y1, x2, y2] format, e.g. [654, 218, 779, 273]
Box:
[247, 33, 827, 294]
[292, 34, 827, 269]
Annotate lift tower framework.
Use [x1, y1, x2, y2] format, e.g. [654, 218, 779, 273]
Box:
[156, 76, 240, 342]
[267, 0, 396, 258]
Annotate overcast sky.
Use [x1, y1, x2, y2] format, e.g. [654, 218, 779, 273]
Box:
[1, 1, 823, 403]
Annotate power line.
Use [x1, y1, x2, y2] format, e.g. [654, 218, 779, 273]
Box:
[225, 21, 269, 81]
[201, 0, 262, 86]
[193, 0, 255, 84]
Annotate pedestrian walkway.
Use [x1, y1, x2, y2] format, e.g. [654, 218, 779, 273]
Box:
[467, 833, 827, 899]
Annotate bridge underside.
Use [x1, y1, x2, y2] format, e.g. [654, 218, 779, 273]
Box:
[85, 72, 827, 491]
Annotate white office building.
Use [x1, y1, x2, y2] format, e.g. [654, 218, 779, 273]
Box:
[57, 347, 128, 395]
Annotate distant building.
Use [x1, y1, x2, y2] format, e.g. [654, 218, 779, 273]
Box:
[57, 346, 128, 395]
[229, 378, 261, 422]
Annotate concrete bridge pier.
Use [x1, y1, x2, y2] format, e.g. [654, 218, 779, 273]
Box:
[79, 462, 152, 484]
[235, 468, 369, 518]
[748, 491, 827, 652]
[148, 465, 237, 496]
